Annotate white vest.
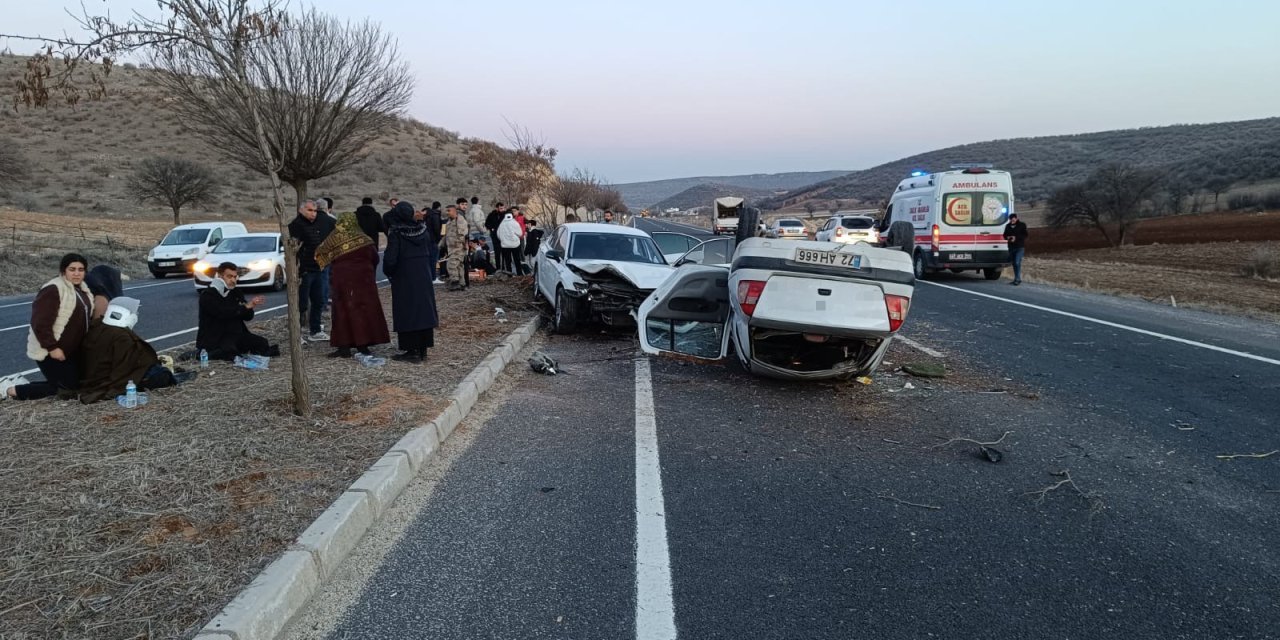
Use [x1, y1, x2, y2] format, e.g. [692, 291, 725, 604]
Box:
[26, 276, 91, 361]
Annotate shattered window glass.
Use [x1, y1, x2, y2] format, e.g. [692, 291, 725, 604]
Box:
[645, 318, 723, 359]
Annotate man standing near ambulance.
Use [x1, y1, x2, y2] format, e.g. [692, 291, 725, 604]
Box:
[1003, 213, 1029, 285]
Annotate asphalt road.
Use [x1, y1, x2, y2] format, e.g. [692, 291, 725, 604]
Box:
[283, 266, 1280, 639]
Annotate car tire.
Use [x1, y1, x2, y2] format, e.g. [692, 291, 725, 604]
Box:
[272, 266, 286, 291]
[553, 287, 579, 334]
[913, 251, 930, 280]
[532, 268, 543, 301]
[983, 267, 1003, 281]
[736, 207, 761, 245]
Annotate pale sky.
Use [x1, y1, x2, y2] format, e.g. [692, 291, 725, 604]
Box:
[5, 0, 1278, 183]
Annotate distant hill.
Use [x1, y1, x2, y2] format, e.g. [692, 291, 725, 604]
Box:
[650, 183, 776, 212]
[617, 170, 851, 208]
[0, 55, 496, 221]
[763, 118, 1280, 209]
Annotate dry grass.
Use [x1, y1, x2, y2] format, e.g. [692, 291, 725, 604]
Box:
[0, 279, 537, 639]
[0, 54, 494, 223]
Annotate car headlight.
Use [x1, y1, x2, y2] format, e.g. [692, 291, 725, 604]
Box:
[148, 248, 155, 259]
[193, 261, 211, 274]
[248, 259, 273, 271]
[184, 247, 199, 256]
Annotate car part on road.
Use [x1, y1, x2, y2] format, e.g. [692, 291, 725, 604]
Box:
[528, 350, 559, 375]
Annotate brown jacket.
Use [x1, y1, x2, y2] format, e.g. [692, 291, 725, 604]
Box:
[78, 320, 159, 404]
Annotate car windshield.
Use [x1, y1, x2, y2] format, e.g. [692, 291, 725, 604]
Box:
[841, 217, 874, 229]
[213, 236, 277, 253]
[569, 232, 666, 265]
[778, 220, 804, 227]
[160, 229, 210, 245]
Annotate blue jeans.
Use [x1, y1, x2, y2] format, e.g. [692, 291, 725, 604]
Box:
[320, 265, 332, 308]
[1010, 247, 1025, 282]
[298, 271, 325, 334]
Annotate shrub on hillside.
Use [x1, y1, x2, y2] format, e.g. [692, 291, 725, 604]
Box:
[1227, 194, 1260, 211]
[1241, 247, 1278, 279]
[1262, 191, 1280, 210]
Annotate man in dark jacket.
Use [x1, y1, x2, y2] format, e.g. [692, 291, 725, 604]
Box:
[196, 263, 279, 360]
[1003, 212, 1029, 285]
[485, 202, 507, 272]
[288, 199, 336, 339]
[425, 201, 444, 283]
[355, 197, 385, 247]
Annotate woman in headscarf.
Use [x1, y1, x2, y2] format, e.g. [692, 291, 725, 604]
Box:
[3, 253, 92, 401]
[382, 201, 438, 363]
[316, 213, 391, 358]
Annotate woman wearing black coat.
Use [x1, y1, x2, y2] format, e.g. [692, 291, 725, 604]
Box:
[382, 201, 439, 363]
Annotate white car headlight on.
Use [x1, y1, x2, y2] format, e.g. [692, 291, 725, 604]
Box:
[248, 259, 273, 272]
[193, 261, 211, 274]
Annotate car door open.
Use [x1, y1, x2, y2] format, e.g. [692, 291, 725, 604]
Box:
[636, 265, 731, 360]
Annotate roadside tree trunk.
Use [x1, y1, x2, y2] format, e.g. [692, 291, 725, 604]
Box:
[171, 205, 181, 226]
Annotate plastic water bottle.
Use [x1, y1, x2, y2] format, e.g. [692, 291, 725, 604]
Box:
[494, 307, 508, 324]
[124, 380, 137, 409]
[199, 349, 209, 369]
[355, 353, 386, 368]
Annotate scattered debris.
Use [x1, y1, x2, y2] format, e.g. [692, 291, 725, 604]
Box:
[528, 351, 560, 375]
[903, 362, 946, 379]
[1025, 469, 1105, 514]
[882, 438, 901, 445]
[1215, 450, 1279, 461]
[1171, 421, 1195, 431]
[855, 376, 873, 386]
[540, 487, 556, 493]
[876, 494, 942, 511]
[933, 431, 1012, 464]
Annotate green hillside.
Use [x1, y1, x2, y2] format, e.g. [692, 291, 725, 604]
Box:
[764, 118, 1280, 209]
[618, 170, 850, 208]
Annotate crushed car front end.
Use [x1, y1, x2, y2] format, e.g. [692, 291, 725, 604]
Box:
[566, 261, 674, 328]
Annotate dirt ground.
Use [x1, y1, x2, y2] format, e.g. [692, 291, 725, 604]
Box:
[0, 278, 540, 639]
[1031, 209, 1280, 253]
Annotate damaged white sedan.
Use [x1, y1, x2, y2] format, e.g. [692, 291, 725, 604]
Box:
[637, 237, 915, 380]
[534, 223, 675, 333]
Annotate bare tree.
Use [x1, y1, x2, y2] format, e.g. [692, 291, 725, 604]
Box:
[803, 200, 817, 217]
[551, 168, 599, 213]
[126, 156, 219, 224]
[1204, 175, 1233, 209]
[0, 140, 29, 194]
[150, 8, 413, 204]
[2, 1, 406, 417]
[1047, 164, 1164, 247]
[591, 185, 625, 215]
[467, 120, 558, 205]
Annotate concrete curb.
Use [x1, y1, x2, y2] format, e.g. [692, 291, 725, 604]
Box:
[196, 315, 542, 640]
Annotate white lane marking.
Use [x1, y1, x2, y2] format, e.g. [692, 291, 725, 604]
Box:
[1, 324, 29, 333]
[921, 280, 1280, 367]
[0, 300, 34, 310]
[896, 335, 944, 358]
[634, 357, 677, 640]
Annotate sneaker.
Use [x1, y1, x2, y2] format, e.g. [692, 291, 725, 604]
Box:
[0, 374, 28, 400]
[310, 331, 330, 341]
[432, 278, 444, 285]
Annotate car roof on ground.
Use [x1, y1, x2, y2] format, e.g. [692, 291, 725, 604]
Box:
[562, 222, 650, 238]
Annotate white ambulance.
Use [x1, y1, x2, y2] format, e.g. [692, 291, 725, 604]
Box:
[879, 167, 1014, 280]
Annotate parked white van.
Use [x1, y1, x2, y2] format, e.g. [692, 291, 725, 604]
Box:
[147, 221, 248, 278]
[879, 167, 1013, 280]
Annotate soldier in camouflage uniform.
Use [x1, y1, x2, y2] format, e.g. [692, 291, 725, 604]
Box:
[444, 204, 470, 291]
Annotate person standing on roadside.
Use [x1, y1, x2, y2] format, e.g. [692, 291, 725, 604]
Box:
[524, 219, 544, 261]
[465, 197, 487, 242]
[383, 201, 438, 363]
[602, 209, 614, 224]
[486, 202, 507, 272]
[443, 204, 470, 291]
[1003, 212, 1029, 285]
[425, 201, 445, 284]
[512, 206, 529, 271]
[288, 199, 336, 341]
[355, 197, 385, 247]
[316, 213, 391, 359]
[2, 253, 92, 401]
[498, 211, 526, 275]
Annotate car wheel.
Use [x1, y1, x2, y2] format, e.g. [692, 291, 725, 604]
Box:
[532, 267, 544, 301]
[272, 266, 286, 291]
[553, 287, 579, 334]
[913, 251, 930, 280]
[983, 267, 1003, 281]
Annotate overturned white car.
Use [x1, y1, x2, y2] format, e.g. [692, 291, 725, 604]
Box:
[637, 235, 915, 380]
[534, 223, 675, 333]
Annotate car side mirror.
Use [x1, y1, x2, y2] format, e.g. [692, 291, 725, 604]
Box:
[546, 249, 563, 262]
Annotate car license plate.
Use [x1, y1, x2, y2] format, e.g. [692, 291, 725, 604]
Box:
[950, 253, 972, 261]
[794, 248, 861, 269]
[158, 261, 176, 267]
